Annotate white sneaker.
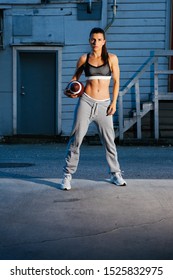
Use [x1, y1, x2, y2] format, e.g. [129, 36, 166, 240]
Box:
[61, 173, 72, 190]
[110, 172, 127, 186]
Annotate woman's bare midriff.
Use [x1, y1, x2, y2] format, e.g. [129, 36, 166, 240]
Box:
[85, 79, 111, 100]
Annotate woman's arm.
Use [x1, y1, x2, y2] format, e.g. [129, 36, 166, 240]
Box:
[107, 54, 120, 115]
[64, 54, 86, 98]
[71, 54, 87, 81]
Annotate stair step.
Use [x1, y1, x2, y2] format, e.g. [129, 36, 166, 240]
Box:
[124, 117, 137, 130]
[132, 102, 153, 117]
[142, 102, 153, 110]
[132, 111, 142, 117]
[115, 100, 155, 136]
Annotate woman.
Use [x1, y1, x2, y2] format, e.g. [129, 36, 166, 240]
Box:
[61, 27, 126, 190]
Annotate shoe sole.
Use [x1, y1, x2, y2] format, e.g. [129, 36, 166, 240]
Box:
[114, 183, 126, 186]
[61, 187, 71, 191]
[110, 179, 127, 186]
[60, 184, 71, 191]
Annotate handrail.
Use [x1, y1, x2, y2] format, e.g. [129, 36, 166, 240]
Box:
[153, 50, 173, 139]
[118, 56, 157, 140]
[118, 50, 173, 141]
[119, 56, 157, 97]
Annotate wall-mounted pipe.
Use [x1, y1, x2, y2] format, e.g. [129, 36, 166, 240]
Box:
[104, 0, 117, 32]
[87, 0, 92, 14]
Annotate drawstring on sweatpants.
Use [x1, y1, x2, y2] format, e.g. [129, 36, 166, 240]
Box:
[90, 102, 98, 119]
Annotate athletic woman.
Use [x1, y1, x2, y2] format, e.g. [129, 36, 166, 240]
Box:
[61, 27, 126, 190]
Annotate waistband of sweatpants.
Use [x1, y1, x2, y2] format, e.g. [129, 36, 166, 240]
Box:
[81, 92, 110, 106]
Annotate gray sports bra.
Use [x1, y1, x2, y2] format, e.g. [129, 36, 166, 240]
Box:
[84, 53, 111, 80]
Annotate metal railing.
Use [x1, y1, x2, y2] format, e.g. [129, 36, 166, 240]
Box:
[153, 50, 173, 139]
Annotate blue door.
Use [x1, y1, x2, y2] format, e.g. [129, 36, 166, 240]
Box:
[17, 51, 56, 135]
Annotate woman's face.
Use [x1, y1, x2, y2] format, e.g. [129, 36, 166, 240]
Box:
[89, 33, 106, 51]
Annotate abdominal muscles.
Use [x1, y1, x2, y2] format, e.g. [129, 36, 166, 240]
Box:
[85, 79, 110, 100]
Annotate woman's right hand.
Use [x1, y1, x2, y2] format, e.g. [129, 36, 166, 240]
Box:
[64, 89, 78, 98]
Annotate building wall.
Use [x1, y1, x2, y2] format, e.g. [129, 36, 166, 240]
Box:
[60, 0, 171, 135]
[107, 0, 170, 120]
[0, 0, 171, 137]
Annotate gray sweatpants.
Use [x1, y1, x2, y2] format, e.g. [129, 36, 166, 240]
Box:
[63, 93, 121, 174]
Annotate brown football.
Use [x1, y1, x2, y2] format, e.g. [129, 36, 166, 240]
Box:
[65, 81, 84, 97]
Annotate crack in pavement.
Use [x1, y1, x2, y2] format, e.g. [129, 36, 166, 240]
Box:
[1, 216, 173, 249]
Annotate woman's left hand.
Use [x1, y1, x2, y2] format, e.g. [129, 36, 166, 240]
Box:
[106, 103, 116, 115]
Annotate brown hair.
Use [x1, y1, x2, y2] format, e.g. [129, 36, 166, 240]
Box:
[89, 27, 108, 64]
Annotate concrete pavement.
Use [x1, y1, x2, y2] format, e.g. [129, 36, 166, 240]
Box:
[0, 143, 173, 260]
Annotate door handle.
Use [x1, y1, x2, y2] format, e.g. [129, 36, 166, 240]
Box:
[21, 86, 25, 95]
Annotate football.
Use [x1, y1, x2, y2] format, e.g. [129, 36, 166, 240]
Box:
[65, 80, 84, 98]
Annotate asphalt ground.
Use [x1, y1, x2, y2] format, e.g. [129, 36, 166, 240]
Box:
[0, 143, 173, 260]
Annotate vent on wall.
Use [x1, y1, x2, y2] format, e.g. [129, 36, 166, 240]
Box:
[77, 1, 102, 20]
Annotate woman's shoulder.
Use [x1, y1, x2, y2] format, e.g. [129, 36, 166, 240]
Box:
[78, 53, 88, 63]
[108, 53, 119, 67]
[76, 53, 88, 68]
[108, 52, 119, 61]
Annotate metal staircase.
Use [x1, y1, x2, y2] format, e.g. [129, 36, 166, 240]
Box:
[115, 50, 173, 140]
